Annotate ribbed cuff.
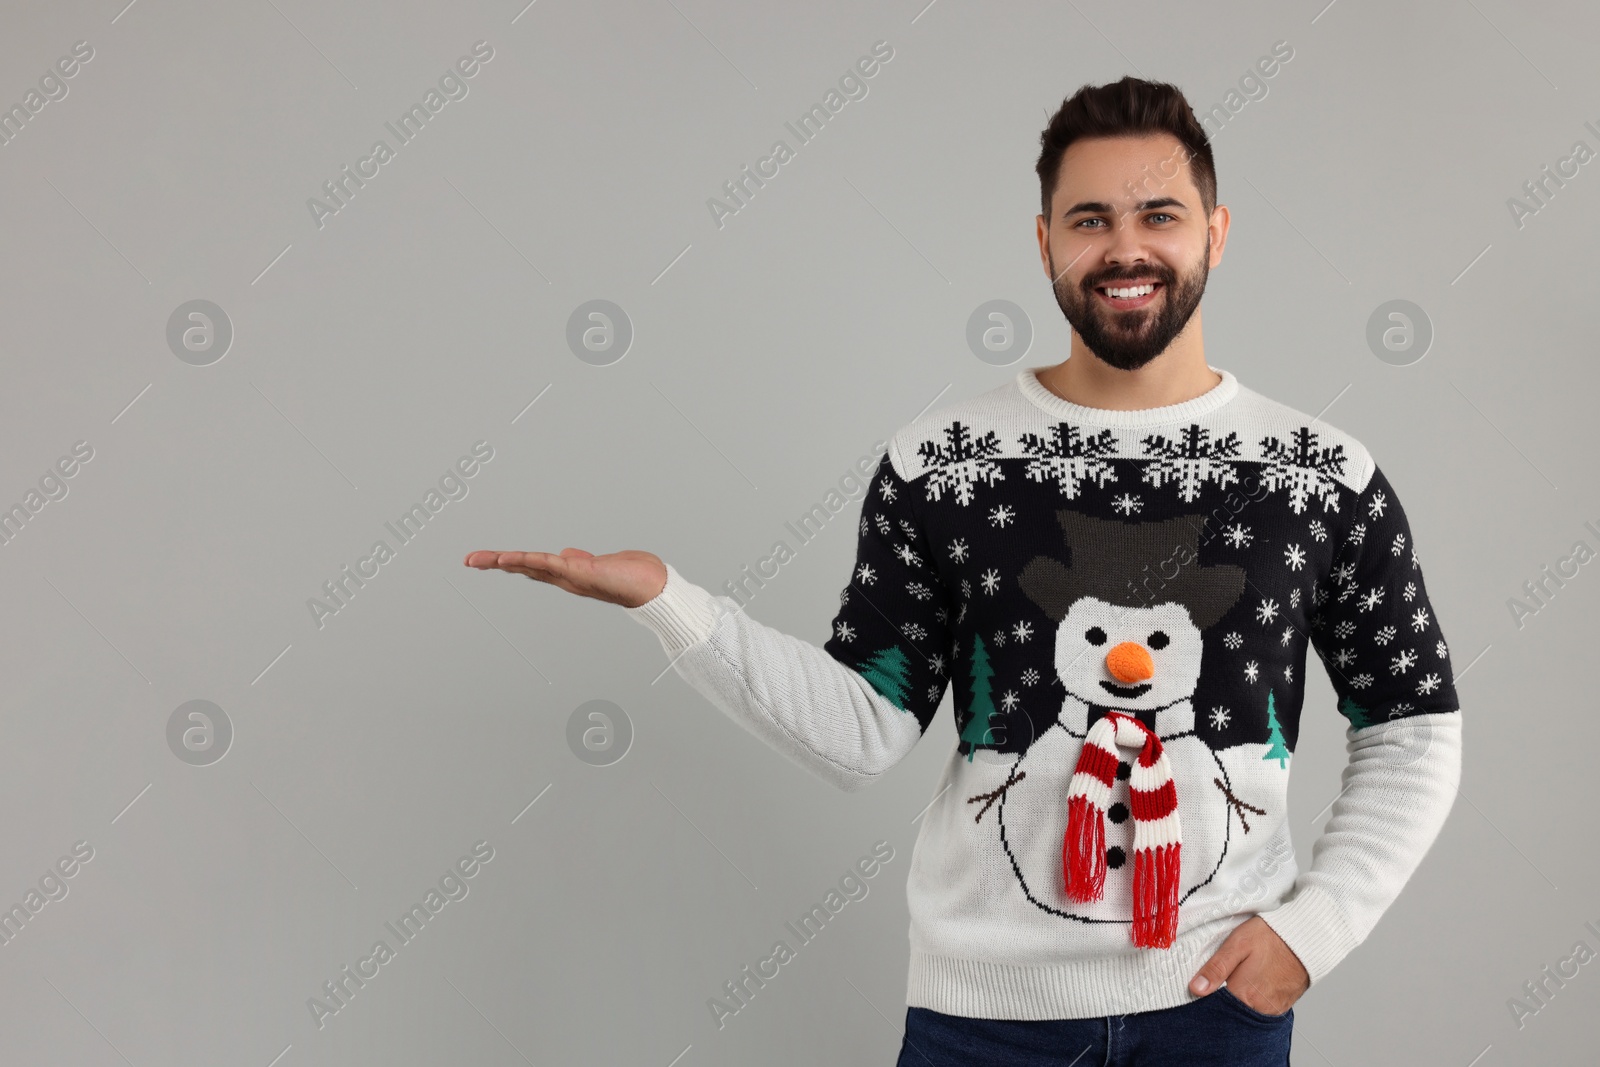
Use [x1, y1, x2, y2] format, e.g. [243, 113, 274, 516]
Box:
[1256, 883, 1361, 986]
[623, 563, 724, 657]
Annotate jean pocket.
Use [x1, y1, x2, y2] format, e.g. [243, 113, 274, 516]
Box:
[1217, 984, 1293, 1022]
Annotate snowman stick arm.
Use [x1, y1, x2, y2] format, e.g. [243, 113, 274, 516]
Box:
[625, 563, 929, 792]
[1255, 710, 1462, 986]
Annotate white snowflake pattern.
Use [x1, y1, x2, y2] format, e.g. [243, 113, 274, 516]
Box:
[1112, 493, 1143, 516]
[1410, 607, 1431, 633]
[1311, 584, 1329, 607]
[1138, 424, 1242, 502]
[1391, 533, 1407, 557]
[1223, 523, 1254, 549]
[874, 513, 892, 536]
[1308, 519, 1328, 542]
[1367, 490, 1388, 519]
[960, 578, 972, 599]
[893, 543, 923, 568]
[1020, 668, 1040, 686]
[898, 519, 917, 539]
[906, 581, 934, 601]
[1000, 690, 1021, 712]
[1374, 625, 1397, 645]
[1332, 561, 1357, 586]
[930, 653, 947, 675]
[878, 479, 898, 502]
[1289, 588, 1302, 608]
[1350, 672, 1374, 689]
[859, 516, 868, 537]
[917, 421, 1005, 506]
[1416, 672, 1443, 695]
[856, 564, 877, 585]
[1280, 625, 1295, 646]
[1285, 543, 1307, 570]
[1259, 425, 1349, 514]
[1019, 422, 1119, 498]
[1209, 706, 1232, 730]
[1348, 522, 1367, 546]
[1244, 660, 1260, 682]
[1411, 544, 1421, 570]
[935, 606, 949, 624]
[1284, 664, 1294, 683]
[1255, 598, 1280, 625]
[927, 684, 942, 703]
[957, 601, 969, 624]
[1402, 581, 1417, 602]
[1436, 639, 1449, 659]
[835, 622, 856, 642]
[840, 587, 850, 606]
[1223, 631, 1243, 649]
[1333, 648, 1356, 669]
[980, 569, 1002, 595]
[989, 504, 1016, 528]
[1012, 621, 1034, 643]
[992, 630, 1008, 648]
[1334, 620, 1357, 639]
[903, 622, 928, 641]
[1389, 648, 1417, 675]
[949, 538, 969, 562]
[1358, 587, 1385, 612]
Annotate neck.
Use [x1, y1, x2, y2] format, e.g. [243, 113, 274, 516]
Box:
[1037, 310, 1219, 411]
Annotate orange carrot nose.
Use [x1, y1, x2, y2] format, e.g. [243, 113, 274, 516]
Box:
[1106, 641, 1154, 684]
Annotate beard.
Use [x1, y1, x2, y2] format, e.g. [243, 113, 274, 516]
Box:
[1048, 238, 1209, 371]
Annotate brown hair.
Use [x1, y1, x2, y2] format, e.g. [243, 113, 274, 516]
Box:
[1036, 76, 1216, 222]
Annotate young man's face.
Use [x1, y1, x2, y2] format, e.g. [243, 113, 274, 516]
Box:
[1036, 133, 1228, 371]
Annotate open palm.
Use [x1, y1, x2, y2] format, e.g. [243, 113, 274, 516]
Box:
[462, 547, 667, 608]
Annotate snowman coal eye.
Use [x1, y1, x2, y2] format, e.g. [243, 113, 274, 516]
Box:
[1085, 626, 1107, 645]
[1148, 631, 1170, 649]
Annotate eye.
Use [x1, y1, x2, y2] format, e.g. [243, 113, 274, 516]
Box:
[1148, 631, 1170, 649]
[1085, 626, 1107, 645]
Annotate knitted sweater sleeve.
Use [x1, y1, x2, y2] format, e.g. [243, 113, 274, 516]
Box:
[623, 451, 956, 792]
[1256, 463, 1463, 985]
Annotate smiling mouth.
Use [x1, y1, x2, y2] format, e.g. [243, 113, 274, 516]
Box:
[1100, 681, 1152, 698]
[1093, 281, 1163, 310]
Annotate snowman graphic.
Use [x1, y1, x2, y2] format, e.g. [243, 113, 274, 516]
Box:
[973, 511, 1269, 939]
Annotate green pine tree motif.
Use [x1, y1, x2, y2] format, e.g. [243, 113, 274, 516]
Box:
[857, 645, 914, 711]
[1337, 694, 1375, 730]
[959, 633, 998, 761]
[1262, 689, 1291, 768]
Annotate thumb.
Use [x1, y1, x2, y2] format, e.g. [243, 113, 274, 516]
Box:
[1190, 927, 1248, 995]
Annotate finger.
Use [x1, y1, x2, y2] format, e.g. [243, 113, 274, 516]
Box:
[559, 547, 596, 559]
[1190, 929, 1249, 995]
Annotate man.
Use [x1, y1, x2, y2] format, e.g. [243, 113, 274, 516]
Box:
[465, 76, 1461, 1066]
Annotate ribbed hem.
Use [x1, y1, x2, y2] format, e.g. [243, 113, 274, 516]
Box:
[1016, 364, 1239, 428]
[1256, 883, 1361, 986]
[907, 916, 1245, 1021]
[623, 563, 724, 657]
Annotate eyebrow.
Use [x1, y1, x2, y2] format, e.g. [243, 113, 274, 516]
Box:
[1062, 197, 1187, 217]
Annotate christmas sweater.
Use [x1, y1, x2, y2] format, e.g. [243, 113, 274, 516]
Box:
[626, 365, 1462, 1020]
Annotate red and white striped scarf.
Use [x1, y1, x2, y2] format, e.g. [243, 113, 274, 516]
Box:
[1063, 710, 1182, 948]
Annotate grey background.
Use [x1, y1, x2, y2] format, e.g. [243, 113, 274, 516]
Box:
[0, 0, 1595, 1063]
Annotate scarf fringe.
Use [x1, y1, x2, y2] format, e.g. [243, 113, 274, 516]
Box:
[1131, 841, 1181, 948]
[1062, 794, 1106, 902]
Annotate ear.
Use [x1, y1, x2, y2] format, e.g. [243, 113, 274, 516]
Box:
[1018, 556, 1076, 622]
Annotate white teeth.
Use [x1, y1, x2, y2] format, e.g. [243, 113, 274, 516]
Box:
[1104, 284, 1156, 299]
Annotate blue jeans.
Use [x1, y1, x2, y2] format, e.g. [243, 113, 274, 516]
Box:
[896, 987, 1293, 1066]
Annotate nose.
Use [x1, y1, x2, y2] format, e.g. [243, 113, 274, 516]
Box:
[1106, 641, 1154, 684]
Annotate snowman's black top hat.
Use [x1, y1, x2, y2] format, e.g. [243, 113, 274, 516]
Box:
[1017, 511, 1245, 631]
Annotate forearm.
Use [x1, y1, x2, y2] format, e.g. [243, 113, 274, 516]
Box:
[627, 563, 924, 791]
[1258, 711, 1463, 984]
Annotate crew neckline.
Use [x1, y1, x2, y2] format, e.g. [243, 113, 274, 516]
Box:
[1016, 364, 1239, 427]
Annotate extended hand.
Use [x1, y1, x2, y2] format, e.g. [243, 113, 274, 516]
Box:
[463, 548, 668, 608]
[1190, 916, 1310, 1016]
